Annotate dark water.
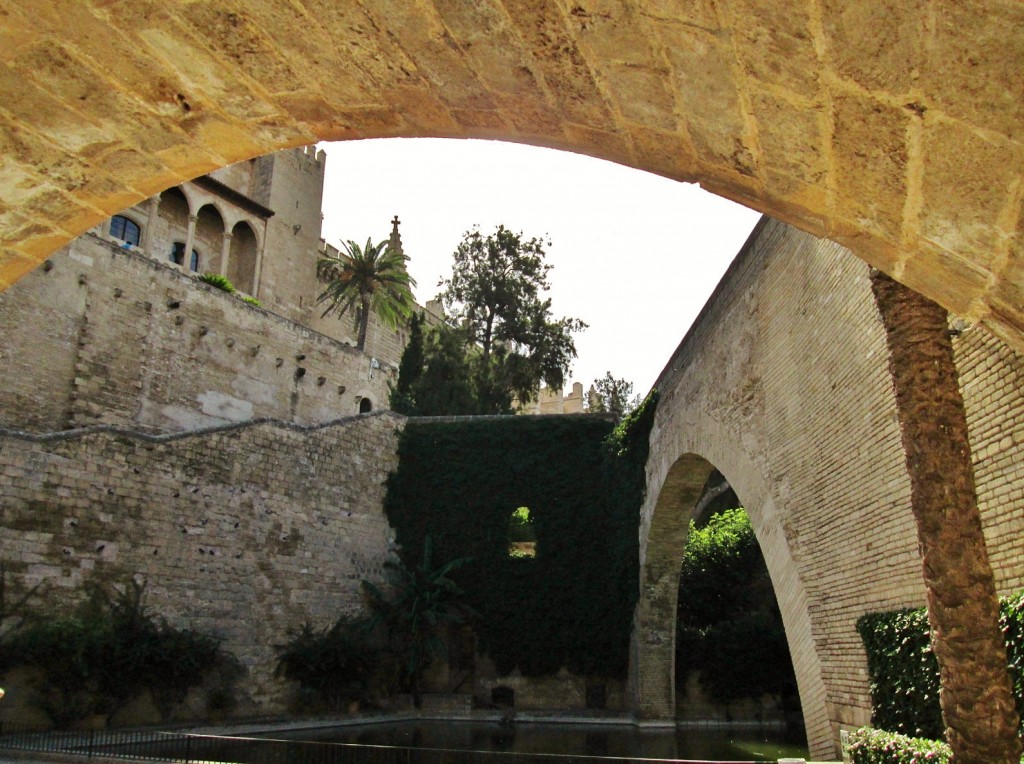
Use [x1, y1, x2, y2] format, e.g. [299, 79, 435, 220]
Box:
[261, 719, 810, 762]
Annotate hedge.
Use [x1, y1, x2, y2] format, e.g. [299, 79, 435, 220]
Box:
[857, 590, 1024, 739]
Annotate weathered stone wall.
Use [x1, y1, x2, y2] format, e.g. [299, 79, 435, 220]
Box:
[0, 233, 396, 433]
[0, 411, 404, 711]
[2, 2, 1021, 363]
[636, 218, 1024, 760]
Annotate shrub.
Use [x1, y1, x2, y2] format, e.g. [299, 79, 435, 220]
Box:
[240, 295, 261, 307]
[675, 508, 798, 704]
[845, 727, 951, 764]
[199, 273, 236, 293]
[274, 616, 378, 712]
[856, 608, 942, 738]
[857, 591, 1024, 739]
[0, 579, 237, 726]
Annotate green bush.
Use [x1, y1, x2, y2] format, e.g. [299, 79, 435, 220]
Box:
[274, 616, 378, 712]
[199, 273, 236, 293]
[240, 295, 261, 307]
[675, 508, 797, 704]
[0, 579, 238, 726]
[846, 727, 951, 764]
[857, 591, 1024, 739]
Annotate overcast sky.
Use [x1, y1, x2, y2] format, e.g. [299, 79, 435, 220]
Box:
[318, 138, 762, 397]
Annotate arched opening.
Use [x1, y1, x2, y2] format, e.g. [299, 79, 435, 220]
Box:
[0, 5, 1020, 360]
[358, 397, 372, 414]
[674, 471, 801, 736]
[632, 451, 829, 757]
[227, 221, 259, 295]
[156, 188, 190, 263]
[169, 241, 199, 269]
[192, 204, 225, 274]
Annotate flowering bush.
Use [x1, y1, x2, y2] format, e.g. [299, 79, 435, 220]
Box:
[845, 727, 950, 764]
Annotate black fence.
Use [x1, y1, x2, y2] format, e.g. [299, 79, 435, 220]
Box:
[0, 725, 773, 764]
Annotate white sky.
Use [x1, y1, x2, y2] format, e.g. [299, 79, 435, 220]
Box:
[318, 138, 762, 396]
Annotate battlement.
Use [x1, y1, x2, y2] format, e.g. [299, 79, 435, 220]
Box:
[295, 144, 326, 174]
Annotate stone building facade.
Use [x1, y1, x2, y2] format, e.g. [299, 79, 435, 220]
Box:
[0, 146, 420, 433]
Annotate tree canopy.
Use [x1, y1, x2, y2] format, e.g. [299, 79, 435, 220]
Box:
[316, 237, 416, 351]
[393, 225, 585, 415]
[589, 372, 640, 419]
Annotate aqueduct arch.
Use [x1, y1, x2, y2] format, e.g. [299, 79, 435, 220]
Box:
[0, 2, 1021, 353]
[634, 443, 830, 757]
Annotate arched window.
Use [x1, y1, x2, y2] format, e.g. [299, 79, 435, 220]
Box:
[170, 242, 200, 270]
[359, 397, 373, 414]
[110, 215, 141, 246]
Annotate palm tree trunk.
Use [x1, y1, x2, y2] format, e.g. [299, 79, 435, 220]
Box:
[356, 291, 371, 351]
[870, 269, 1021, 763]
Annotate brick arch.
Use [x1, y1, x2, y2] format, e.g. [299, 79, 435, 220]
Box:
[0, 3, 1021, 353]
[632, 447, 831, 759]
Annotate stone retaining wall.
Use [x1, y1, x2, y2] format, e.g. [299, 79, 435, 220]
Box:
[0, 411, 404, 713]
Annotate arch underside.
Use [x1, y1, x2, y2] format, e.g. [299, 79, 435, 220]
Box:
[633, 450, 831, 760]
[0, 2, 1021, 353]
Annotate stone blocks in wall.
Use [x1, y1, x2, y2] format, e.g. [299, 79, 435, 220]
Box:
[638, 218, 1024, 760]
[0, 412, 404, 712]
[0, 235, 396, 434]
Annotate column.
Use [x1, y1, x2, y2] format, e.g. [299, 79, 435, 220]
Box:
[220, 231, 233, 277]
[143, 194, 161, 255]
[182, 214, 197, 268]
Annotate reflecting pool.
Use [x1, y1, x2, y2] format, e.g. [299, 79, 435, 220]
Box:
[260, 719, 810, 762]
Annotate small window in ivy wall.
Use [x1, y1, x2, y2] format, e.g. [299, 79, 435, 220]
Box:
[508, 506, 536, 558]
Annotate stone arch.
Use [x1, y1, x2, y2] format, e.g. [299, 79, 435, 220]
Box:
[227, 220, 260, 294]
[192, 203, 225, 274]
[0, 4, 1020, 355]
[632, 444, 830, 759]
[155, 188, 191, 265]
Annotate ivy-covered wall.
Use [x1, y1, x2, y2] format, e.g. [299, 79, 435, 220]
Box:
[856, 591, 1024, 740]
[384, 400, 655, 680]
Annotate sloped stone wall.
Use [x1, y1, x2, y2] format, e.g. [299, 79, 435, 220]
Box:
[0, 411, 403, 711]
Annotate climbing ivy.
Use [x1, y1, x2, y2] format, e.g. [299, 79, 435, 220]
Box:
[384, 393, 657, 679]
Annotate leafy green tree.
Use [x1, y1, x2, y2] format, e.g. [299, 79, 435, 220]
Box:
[675, 508, 797, 704]
[404, 323, 480, 416]
[439, 225, 586, 413]
[317, 237, 417, 351]
[362, 536, 475, 708]
[389, 312, 425, 414]
[589, 372, 639, 418]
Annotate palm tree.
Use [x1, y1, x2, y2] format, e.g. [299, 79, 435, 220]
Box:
[316, 237, 416, 351]
[362, 536, 475, 708]
[870, 269, 1021, 764]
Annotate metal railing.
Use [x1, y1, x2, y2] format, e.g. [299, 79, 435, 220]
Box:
[0, 724, 778, 764]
